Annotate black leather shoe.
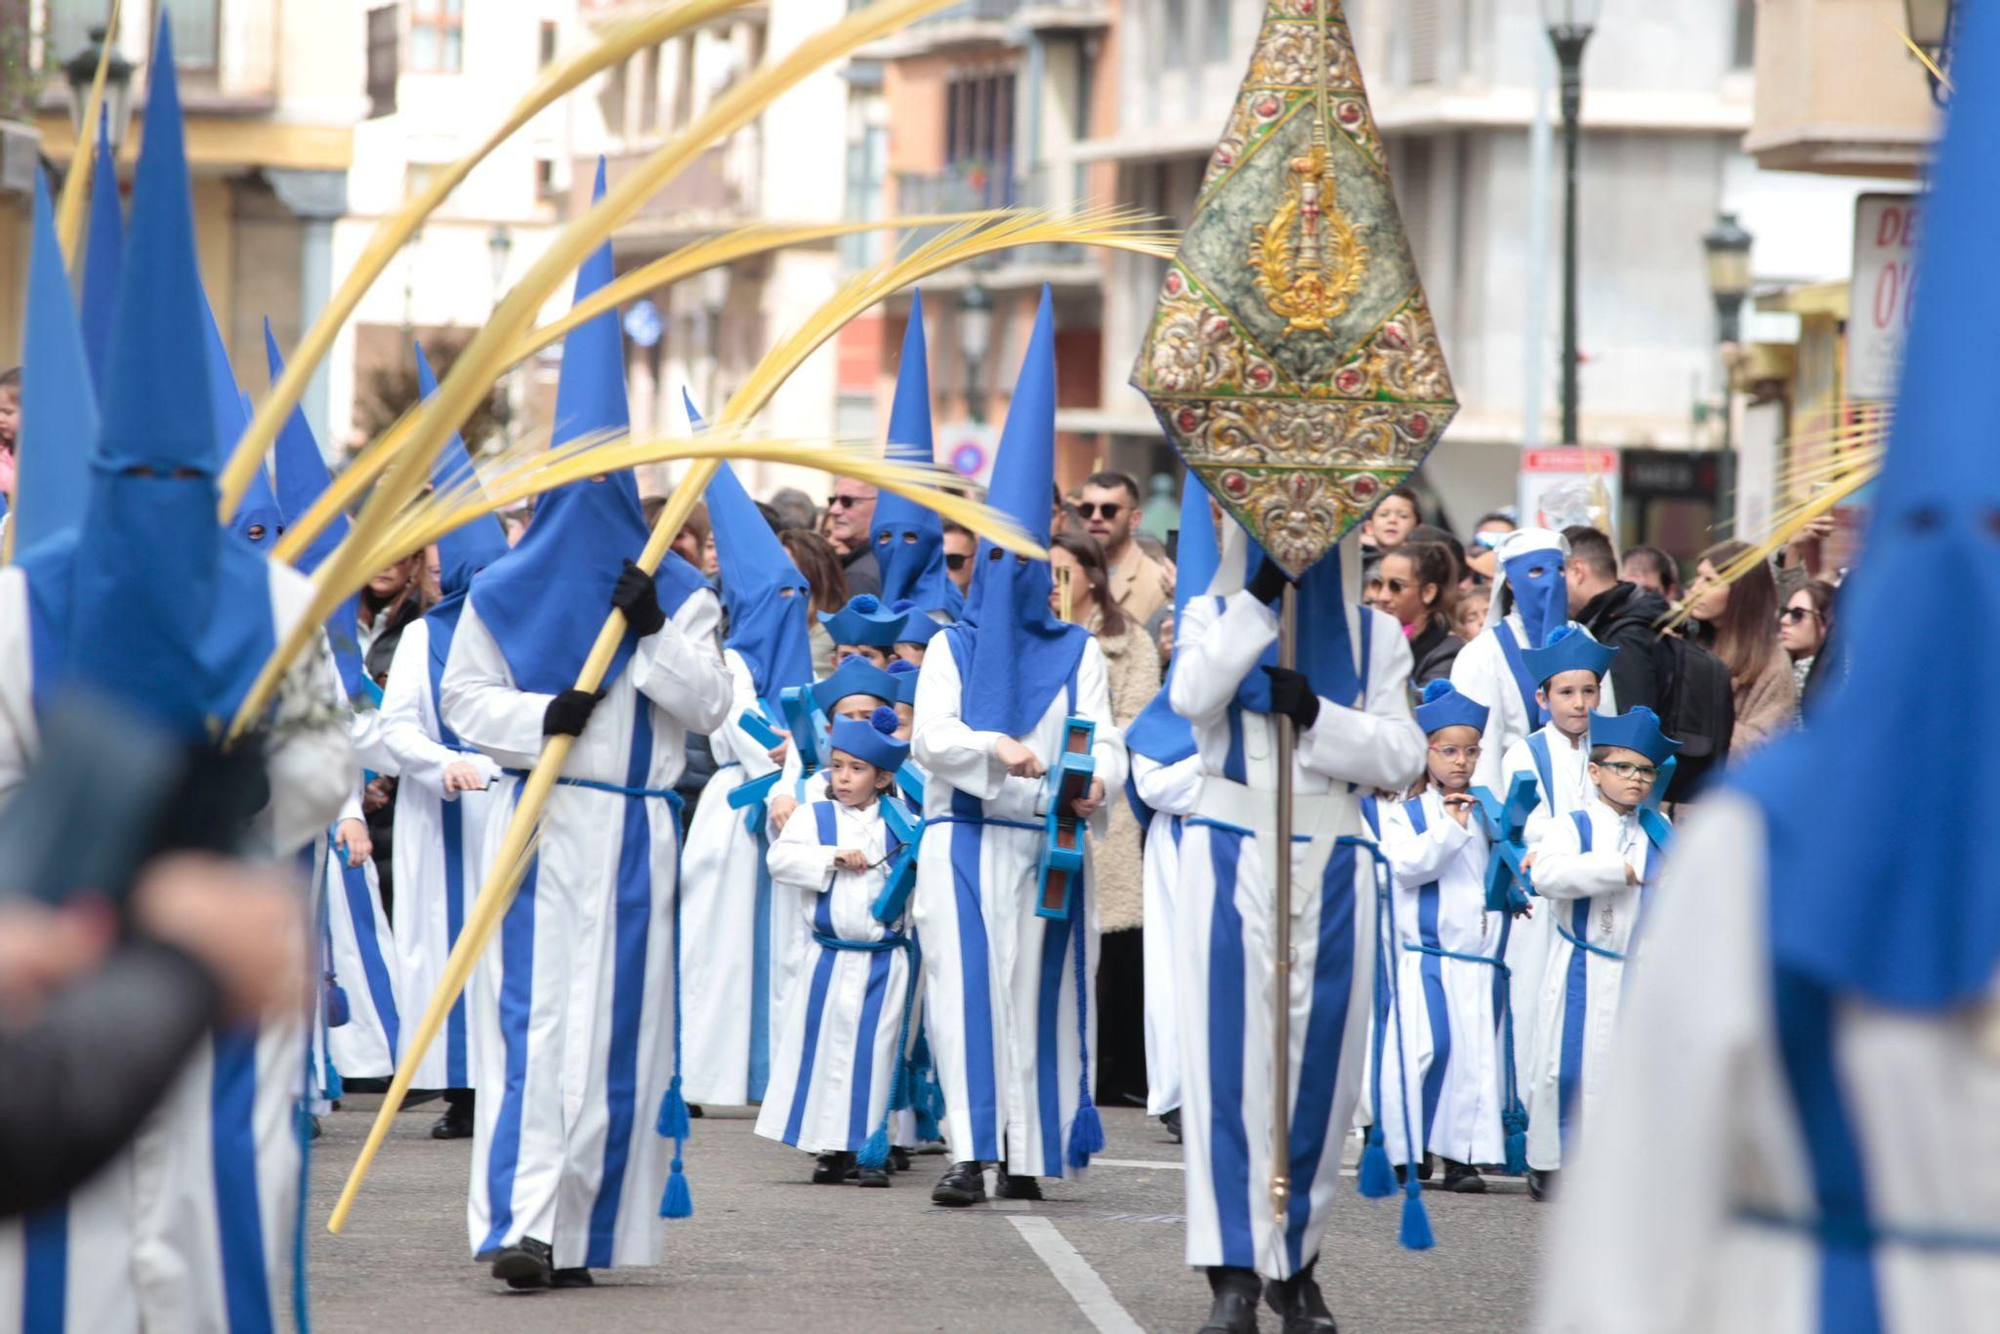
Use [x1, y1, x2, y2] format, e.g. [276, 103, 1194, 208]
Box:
[995, 1172, 1043, 1201]
[1200, 1266, 1262, 1333]
[490, 1237, 554, 1290]
[430, 1108, 473, 1140]
[812, 1152, 853, 1185]
[856, 1166, 890, 1187]
[1162, 1107, 1183, 1143]
[1264, 1262, 1338, 1333]
[1441, 1158, 1486, 1193]
[1416, 1152, 1435, 1182]
[550, 1268, 593, 1289]
[1527, 1168, 1559, 1202]
[931, 1160, 987, 1206]
[889, 1146, 912, 1173]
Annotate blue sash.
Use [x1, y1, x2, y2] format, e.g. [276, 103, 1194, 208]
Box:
[1493, 621, 1548, 729]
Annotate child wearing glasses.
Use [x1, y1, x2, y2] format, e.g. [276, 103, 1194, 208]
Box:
[756, 708, 922, 1188]
[1374, 681, 1511, 1195]
[1519, 705, 1680, 1202]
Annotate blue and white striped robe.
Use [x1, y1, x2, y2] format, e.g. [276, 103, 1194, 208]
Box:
[321, 790, 403, 1081]
[1498, 721, 1595, 1080]
[1523, 797, 1667, 1173]
[0, 561, 353, 1334]
[1375, 790, 1507, 1168]
[1170, 590, 1423, 1280]
[1133, 751, 1203, 1119]
[910, 636, 1126, 1179]
[444, 589, 731, 1272]
[1539, 794, 2000, 1334]
[755, 798, 915, 1154]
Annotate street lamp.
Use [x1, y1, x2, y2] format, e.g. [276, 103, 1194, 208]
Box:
[959, 280, 993, 426]
[1542, 0, 1599, 447]
[488, 224, 514, 449]
[1702, 211, 1754, 456]
[1904, 0, 1957, 104]
[62, 26, 137, 156]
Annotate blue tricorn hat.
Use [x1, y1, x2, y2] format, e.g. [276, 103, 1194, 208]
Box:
[829, 705, 910, 773]
[812, 656, 902, 716]
[1520, 623, 1616, 687]
[1589, 706, 1682, 766]
[886, 656, 921, 706]
[819, 593, 910, 648]
[1414, 678, 1489, 736]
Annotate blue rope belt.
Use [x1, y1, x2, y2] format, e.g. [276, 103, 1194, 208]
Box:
[812, 931, 912, 953]
[1556, 922, 1628, 963]
[502, 768, 686, 807]
[1734, 1205, 2000, 1254]
[1186, 815, 1315, 843]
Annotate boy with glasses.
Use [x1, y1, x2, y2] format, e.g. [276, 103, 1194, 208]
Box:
[1519, 705, 1679, 1202]
[1076, 471, 1170, 629]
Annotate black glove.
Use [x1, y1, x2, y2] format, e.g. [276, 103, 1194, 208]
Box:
[543, 689, 605, 738]
[611, 560, 667, 637]
[1261, 666, 1321, 731]
[1246, 558, 1292, 607]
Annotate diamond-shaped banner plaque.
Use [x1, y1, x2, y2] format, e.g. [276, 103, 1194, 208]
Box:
[1132, 0, 1458, 578]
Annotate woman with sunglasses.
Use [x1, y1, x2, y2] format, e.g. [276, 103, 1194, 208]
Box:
[1366, 541, 1462, 687]
[1778, 578, 1836, 704]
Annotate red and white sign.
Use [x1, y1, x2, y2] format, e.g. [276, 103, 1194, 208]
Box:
[1847, 193, 1922, 402]
[1518, 448, 1620, 538]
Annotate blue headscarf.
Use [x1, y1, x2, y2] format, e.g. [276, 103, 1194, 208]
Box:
[411, 343, 510, 728]
[16, 19, 274, 738]
[703, 457, 814, 701]
[267, 321, 368, 698]
[870, 290, 962, 619]
[80, 107, 123, 396]
[14, 169, 99, 552]
[1732, 0, 2000, 1011]
[942, 286, 1090, 738]
[1123, 471, 1220, 769]
[468, 160, 704, 695]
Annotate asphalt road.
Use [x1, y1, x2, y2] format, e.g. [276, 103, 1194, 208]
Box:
[307, 1100, 1544, 1333]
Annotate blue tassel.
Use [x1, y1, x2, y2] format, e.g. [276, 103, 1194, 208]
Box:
[858, 1125, 891, 1170]
[1357, 1127, 1396, 1199]
[659, 1154, 693, 1219]
[888, 1058, 913, 1114]
[657, 1076, 692, 1140]
[1066, 1103, 1106, 1169]
[1398, 1188, 1434, 1251]
[914, 1105, 942, 1143]
[1502, 1103, 1529, 1176]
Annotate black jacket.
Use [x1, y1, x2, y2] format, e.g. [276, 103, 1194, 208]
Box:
[1408, 620, 1463, 687]
[1576, 581, 1672, 714]
[840, 546, 882, 599]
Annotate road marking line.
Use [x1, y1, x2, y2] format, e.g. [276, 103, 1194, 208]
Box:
[1009, 1216, 1146, 1334]
[1090, 1157, 1185, 1171]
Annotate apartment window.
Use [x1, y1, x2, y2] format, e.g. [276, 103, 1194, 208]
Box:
[671, 36, 695, 131]
[640, 44, 662, 132]
[842, 115, 888, 269]
[43, 0, 218, 71]
[1407, 0, 1440, 85]
[539, 21, 559, 68]
[366, 6, 399, 118]
[1202, 0, 1229, 60]
[943, 71, 1016, 208]
[1162, 0, 1188, 71]
[408, 0, 463, 74]
[1730, 0, 1755, 70]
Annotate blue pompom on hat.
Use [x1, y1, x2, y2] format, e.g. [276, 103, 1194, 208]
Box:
[829, 705, 910, 772]
[1588, 705, 1682, 766]
[819, 593, 910, 647]
[1414, 678, 1489, 736]
[1520, 621, 1617, 687]
[889, 598, 947, 645]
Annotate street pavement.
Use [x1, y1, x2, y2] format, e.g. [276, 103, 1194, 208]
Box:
[309, 1099, 1545, 1332]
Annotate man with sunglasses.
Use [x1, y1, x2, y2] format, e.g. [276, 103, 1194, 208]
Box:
[941, 522, 976, 598]
[826, 477, 883, 597]
[1077, 471, 1170, 631]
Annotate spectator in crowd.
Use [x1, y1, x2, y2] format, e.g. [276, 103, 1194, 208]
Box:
[1454, 584, 1491, 642]
[496, 505, 531, 546]
[826, 477, 883, 596]
[0, 366, 17, 505]
[657, 497, 710, 573]
[779, 527, 851, 679]
[359, 553, 430, 683]
[941, 520, 975, 600]
[1688, 539, 1798, 752]
[1047, 529, 1161, 1108]
[1076, 470, 1172, 632]
[1462, 510, 1515, 584]
[1361, 484, 1422, 561]
[768, 485, 817, 532]
[1779, 577, 1837, 706]
[1619, 544, 1681, 604]
[1366, 540, 1462, 686]
[1407, 523, 1468, 587]
[1562, 526, 1670, 715]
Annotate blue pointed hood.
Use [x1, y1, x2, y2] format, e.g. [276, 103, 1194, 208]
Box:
[941, 286, 1090, 737]
[13, 169, 99, 551]
[16, 17, 273, 737]
[1124, 470, 1219, 768]
[81, 107, 124, 395]
[470, 158, 703, 693]
[870, 291, 961, 618]
[702, 457, 814, 701]
[267, 321, 367, 697]
[1732, 0, 2000, 1010]
[202, 291, 278, 550]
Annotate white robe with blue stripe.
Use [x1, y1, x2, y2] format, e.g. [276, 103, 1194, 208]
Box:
[0, 561, 354, 1334]
[1524, 797, 1667, 1173]
[679, 647, 801, 1106]
[320, 788, 403, 1081]
[1133, 751, 1203, 1118]
[1540, 794, 2000, 1333]
[909, 637, 1127, 1178]
[443, 590, 731, 1272]
[1374, 790, 1508, 1168]
[1170, 591, 1425, 1280]
[379, 618, 504, 1092]
[755, 798, 915, 1155]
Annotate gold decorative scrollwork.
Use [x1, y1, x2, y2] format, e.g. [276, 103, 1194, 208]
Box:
[1249, 142, 1369, 337]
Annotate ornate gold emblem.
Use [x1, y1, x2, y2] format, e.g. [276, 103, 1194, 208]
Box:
[1249, 139, 1368, 336]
